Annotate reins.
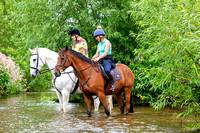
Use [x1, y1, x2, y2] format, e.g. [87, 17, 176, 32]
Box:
[30, 52, 54, 75]
[31, 52, 78, 94]
[55, 50, 100, 91]
[62, 70, 77, 84]
[53, 69, 79, 94]
[76, 61, 99, 90]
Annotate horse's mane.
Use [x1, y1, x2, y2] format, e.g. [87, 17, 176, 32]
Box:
[38, 48, 57, 55]
[59, 48, 92, 64]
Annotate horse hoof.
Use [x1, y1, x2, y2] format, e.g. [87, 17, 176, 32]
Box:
[120, 110, 124, 114]
[106, 113, 110, 117]
[105, 109, 110, 116]
[87, 111, 91, 117]
[129, 110, 134, 113]
[87, 113, 91, 117]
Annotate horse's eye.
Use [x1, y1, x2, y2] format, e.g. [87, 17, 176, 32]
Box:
[61, 58, 64, 61]
[33, 59, 36, 62]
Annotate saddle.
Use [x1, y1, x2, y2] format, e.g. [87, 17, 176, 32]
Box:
[98, 64, 122, 81]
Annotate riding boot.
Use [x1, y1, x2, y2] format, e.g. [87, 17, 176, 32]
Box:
[108, 71, 116, 91]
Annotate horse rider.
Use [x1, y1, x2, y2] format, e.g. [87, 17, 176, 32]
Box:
[68, 28, 88, 57]
[92, 26, 116, 91]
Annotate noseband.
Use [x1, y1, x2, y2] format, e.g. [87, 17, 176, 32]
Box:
[55, 50, 99, 90]
[30, 52, 54, 75]
[55, 50, 71, 72]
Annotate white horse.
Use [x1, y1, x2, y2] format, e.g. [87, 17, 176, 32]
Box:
[29, 47, 113, 113]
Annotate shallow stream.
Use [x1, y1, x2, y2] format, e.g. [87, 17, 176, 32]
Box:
[0, 92, 196, 132]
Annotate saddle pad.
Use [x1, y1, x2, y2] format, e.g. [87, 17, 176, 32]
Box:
[99, 65, 122, 81]
[111, 67, 122, 81]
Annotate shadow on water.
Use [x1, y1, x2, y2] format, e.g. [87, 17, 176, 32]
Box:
[0, 92, 196, 132]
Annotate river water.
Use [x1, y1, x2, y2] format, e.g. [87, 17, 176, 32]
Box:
[0, 92, 195, 132]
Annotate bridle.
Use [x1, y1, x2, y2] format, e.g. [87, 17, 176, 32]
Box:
[30, 52, 77, 94]
[55, 50, 71, 74]
[30, 52, 54, 75]
[55, 50, 99, 90]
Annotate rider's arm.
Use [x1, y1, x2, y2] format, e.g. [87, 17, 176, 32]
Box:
[92, 47, 99, 59]
[98, 41, 110, 59]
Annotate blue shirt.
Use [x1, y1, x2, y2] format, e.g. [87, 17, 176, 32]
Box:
[98, 39, 112, 56]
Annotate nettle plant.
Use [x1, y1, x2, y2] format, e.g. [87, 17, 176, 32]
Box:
[0, 52, 26, 95]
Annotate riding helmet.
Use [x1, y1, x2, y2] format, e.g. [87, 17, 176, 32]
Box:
[68, 29, 80, 36]
[93, 26, 105, 37]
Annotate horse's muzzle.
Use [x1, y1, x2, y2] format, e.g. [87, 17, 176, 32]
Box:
[54, 70, 61, 77]
[31, 74, 37, 78]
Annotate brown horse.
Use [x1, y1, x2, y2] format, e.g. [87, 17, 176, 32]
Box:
[54, 47, 135, 116]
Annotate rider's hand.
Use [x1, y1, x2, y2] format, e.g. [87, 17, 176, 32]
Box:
[94, 57, 100, 62]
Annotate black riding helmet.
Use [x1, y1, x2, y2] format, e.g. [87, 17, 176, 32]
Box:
[68, 29, 80, 36]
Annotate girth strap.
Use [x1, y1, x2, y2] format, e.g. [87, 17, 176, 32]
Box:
[53, 77, 62, 94]
[104, 80, 109, 91]
[70, 78, 79, 94]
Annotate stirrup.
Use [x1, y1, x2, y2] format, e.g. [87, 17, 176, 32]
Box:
[109, 84, 116, 91]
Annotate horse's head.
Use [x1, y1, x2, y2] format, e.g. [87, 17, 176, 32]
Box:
[29, 46, 45, 77]
[54, 46, 71, 77]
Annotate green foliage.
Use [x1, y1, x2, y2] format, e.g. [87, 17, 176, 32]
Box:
[40, 93, 58, 101]
[130, 0, 200, 126]
[184, 122, 200, 131]
[0, 52, 25, 95]
[0, 0, 137, 91]
[0, 69, 10, 95]
[69, 94, 85, 103]
[40, 93, 85, 103]
[0, 0, 199, 129]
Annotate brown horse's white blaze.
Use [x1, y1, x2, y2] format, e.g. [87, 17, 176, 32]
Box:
[54, 47, 134, 116]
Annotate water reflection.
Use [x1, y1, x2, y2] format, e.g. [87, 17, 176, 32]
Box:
[0, 92, 193, 132]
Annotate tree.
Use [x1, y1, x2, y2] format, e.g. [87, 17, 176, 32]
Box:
[0, 0, 137, 90]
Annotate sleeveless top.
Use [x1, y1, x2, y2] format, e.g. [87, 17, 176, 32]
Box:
[98, 39, 112, 56]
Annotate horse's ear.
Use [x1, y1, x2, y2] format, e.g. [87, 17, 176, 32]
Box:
[65, 46, 68, 51]
[29, 48, 34, 54]
[35, 46, 38, 52]
[58, 47, 62, 51]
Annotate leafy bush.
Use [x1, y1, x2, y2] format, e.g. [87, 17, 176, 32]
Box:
[1, 0, 199, 129]
[0, 0, 137, 91]
[0, 69, 10, 95]
[129, 0, 200, 128]
[0, 52, 26, 95]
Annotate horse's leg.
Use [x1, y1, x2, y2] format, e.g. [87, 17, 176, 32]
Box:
[115, 89, 124, 114]
[124, 87, 133, 115]
[62, 90, 70, 113]
[106, 95, 112, 112]
[83, 93, 92, 117]
[56, 90, 63, 112]
[110, 95, 113, 109]
[129, 93, 134, 113]
[92, 96, 100, 112]
[97, 92, 110, 116]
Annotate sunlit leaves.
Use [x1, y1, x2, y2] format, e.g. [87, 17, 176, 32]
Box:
[130, 0, 200, 122]
[1, 0, 137, 91]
